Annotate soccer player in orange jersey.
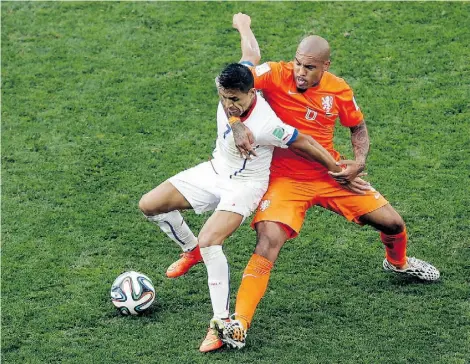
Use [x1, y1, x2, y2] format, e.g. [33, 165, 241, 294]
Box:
[216, 13, 440, 350]
[140, 63, 371, 353]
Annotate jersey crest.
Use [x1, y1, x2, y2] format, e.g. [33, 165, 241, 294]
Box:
[321, 96, 334, 114]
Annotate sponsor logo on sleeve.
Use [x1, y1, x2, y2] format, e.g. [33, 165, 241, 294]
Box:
[272, 127, 285, 140]
[255, 63, 271, 76]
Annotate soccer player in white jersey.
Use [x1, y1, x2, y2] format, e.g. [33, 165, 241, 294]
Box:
[139, 63, 368, 352]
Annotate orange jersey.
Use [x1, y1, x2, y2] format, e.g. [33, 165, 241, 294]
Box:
[250, 61, 364, 180]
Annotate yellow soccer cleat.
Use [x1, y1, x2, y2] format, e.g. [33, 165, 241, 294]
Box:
[199, 318, 226, 353]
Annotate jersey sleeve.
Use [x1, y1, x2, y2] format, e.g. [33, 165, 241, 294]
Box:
[255, 116, 298, 149]
[239, 61, 254, 67]
[244, 62, 282, 91]
[337, 87, 364, 127]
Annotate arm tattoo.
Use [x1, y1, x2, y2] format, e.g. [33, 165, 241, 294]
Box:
[350, 121, 370, 169]
[231, 121, 246, 141]
[221, 104, 246, 144]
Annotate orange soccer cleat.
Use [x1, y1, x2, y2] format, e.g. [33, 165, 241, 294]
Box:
[199, 327, 224, 353]
[165, 246, 203, 278]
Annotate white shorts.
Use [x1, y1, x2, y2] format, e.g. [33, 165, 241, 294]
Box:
[168, 161, 267, 219]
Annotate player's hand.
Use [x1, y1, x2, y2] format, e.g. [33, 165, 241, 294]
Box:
[328, 159, 365, 184]
[231, 121, 257, 159]
[340, 176, 371, 195]
[233, 13, 251, 31]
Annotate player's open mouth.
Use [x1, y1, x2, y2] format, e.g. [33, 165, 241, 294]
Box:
[296, 77, 307, 87]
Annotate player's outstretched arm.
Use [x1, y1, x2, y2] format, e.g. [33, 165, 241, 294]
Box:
[233, 13, 261, 66]
[289, 133, 340, 172]
[290, 133, 371, 194]
[329, 121, 370, 183]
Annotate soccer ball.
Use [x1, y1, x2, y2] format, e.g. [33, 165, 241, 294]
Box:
[110, 271, 155, 315]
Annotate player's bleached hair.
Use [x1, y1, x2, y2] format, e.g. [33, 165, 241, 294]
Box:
[217, 63, 254, 93]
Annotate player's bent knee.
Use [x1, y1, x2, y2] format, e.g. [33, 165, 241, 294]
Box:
[384, 215, 405, 235]
[256, 222, 288, 245]
[138, 194, 153, 215]
[198, 231, 222, 248]
[254, 221, 288, 262]
[362, 205, 406, 235]
[375, 210, 405, 235]
[139, 193, 165, 216]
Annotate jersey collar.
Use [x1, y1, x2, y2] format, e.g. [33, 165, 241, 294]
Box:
[240, 93, 258, 122]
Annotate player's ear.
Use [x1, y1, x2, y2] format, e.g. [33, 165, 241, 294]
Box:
[249, 88, 256, 97]
[323, 60, 331, 71]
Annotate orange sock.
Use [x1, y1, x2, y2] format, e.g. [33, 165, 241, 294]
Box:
[380, 227, 407, 267]
[234, 254, 273, 329]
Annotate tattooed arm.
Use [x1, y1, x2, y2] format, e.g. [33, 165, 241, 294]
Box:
[350, 121, 370, 171]
[328, 121, 370, 188]
[230, 119, 257, 159]
[221, 101, 257, 159]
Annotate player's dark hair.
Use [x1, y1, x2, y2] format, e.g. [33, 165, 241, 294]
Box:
[218, 63, 254, 93]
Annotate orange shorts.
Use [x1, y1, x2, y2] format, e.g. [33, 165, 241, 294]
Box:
[252, 174, 389, 238]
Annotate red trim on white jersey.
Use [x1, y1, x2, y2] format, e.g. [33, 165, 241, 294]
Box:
[240, 94, 257, 122]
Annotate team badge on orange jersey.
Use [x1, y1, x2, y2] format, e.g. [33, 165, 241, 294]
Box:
[321, 96, 334, 114]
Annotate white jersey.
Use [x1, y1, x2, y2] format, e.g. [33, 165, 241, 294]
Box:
[211, 93, 298, 183]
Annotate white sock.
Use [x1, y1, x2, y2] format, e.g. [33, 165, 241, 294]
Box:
[146, 211, 198, 252]
[200, 245, 230, 319]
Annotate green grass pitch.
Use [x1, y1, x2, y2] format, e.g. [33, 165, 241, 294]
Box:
[2, 2, 469, 363]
